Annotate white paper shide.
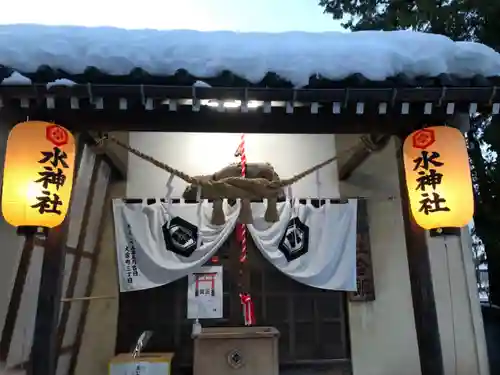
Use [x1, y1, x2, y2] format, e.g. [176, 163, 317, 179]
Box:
[187, 266, 223, 320]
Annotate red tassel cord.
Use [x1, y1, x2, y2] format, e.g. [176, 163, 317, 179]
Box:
[237, 223, 247, 263]
[236, 134, 254, 325]
[237, 133, 248, 263]
[240, 293, 256, 326]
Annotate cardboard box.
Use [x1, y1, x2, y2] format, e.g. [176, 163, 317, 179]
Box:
[109, 353, 174, 375]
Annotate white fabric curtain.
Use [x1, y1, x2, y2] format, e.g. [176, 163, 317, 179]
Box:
[247, 199, 357, 291]
[113, 199, 239, 292]
[113, 199, 358, 293]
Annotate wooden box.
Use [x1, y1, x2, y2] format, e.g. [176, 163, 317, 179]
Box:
[109, 352, 174, 375]
[194, 327, 279, 375]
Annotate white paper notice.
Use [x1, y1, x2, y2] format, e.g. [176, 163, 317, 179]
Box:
[187, 266, 223, 319]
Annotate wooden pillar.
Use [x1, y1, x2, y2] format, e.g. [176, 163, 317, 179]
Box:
[29, 225, 67, 375]
[397, 136, 445, 375]
[29, 135, 85, 375]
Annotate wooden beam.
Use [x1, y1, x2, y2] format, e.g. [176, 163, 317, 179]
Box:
[348, 199, 375, 302]
[80, 132, 127, 180]
[4, 105, 453, 135]
[397, 137, 444, 375]
[65, 245, 98, 260]
[28, 224, 68, 375]
[338, 134, 391, 181]
[0, 84, 498, 104]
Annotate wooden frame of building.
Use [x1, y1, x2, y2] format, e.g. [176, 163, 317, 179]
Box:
[0, 69, 497, 375]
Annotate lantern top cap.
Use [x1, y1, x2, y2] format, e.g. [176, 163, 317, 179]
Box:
[406, 126, 464, 150]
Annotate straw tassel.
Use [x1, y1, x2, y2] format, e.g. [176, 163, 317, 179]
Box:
[264, 197, 279, 222]
[238, 198, 253, 224]
[211, 198, 226, 225]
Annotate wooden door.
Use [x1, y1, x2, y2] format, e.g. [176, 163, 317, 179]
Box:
[117, 224, 351, 375]
[246, 239, 350, 372]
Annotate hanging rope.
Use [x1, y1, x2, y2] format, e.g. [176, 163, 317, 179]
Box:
[98, 133, 376, 196]
[97, 133, 386, 223]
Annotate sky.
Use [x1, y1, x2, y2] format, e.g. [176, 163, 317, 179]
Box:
[0, 0, 346, 32]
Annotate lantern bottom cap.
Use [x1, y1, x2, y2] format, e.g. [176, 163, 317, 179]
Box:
[429, 227, 462, 237]
[16, 226, 48, 237]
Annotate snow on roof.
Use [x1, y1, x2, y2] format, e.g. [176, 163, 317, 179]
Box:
[0, 71, 31, 85]
[1, 24, 500, 87]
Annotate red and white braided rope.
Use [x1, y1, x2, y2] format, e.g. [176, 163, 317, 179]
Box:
[235, 134, 254, 325]
[238, 133, 248, 263]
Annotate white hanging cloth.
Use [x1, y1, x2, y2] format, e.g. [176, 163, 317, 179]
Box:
[112, 199, 239, 292]
[113, 198, 358, 293]
[247, 199, 358, 291]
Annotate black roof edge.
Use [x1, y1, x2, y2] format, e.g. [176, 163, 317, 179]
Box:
[1, 65, 500, 89]
[1, 83, 499, 105]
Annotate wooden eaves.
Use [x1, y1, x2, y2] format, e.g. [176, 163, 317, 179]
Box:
[0, 81, 497, 179]
[0, 83, 497, 135]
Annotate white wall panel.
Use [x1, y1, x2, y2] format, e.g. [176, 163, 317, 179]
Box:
[6, 246, 44, 366]
[127, 132, 340, 199]
[56, 352, 72, 375]
[66, 146, 96, 249]
[59, 254, 75, 324]
[62, 258, 91, 348]
[83, 162, 110, 254]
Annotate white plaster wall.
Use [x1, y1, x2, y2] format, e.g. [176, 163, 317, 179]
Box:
[127, 132, 340, 198]
[337, 135, 422, 375]
[427, 229, 490, 375]
[6, 244, 43, 367]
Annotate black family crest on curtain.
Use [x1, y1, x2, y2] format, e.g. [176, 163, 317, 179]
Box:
[278, 217, 310, 261]
[162, 216, 199, 257]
